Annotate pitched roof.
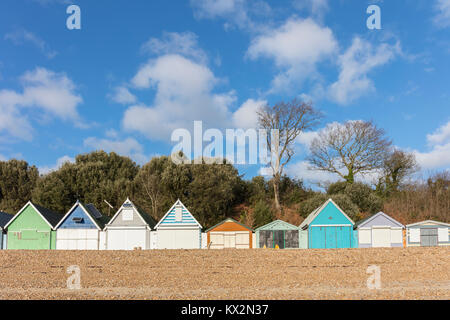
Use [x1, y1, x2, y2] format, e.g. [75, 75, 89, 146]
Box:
[31, 202, 63, 228]
[406, 220, 450, 228]
[356, 211, 404, 228]
[155, 199, 202, 229]
[133, 203, 156, 229]
[299, 198, 355, 229]
[55, 201, 110, 230]
[83, 202, 108, 229]
[105, 198, 156, 229]
[205, 217, 253, 233]
[255, 219, 299, 231]
[85, 203, 102, 219]
[299, 201, 327, 229]
[0, 212, 13, 229]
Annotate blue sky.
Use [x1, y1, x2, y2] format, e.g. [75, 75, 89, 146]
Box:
[0, 0, 449, 185]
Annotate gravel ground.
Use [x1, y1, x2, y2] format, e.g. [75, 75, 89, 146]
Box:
[0, 247, 448, 299]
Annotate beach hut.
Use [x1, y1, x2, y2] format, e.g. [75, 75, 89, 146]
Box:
[205, 218, 253, 249]
[0, 212, 13, 249]
[155, 199, 202, 249]
[4, 201, 62, 250]
[55, 201, 107, 250]
[406, 220, 450, 247]
[299, 198, 357, 249]
[104, 198, 155, 250]
[255, 220, 299, 249]
[356, 212, 404, 248]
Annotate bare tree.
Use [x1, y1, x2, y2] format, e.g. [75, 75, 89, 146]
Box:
[136, 172, 162, 219]
[307, 120, 392, 184]
[258, 99, 322, 211]
[379, 149, 419, 194]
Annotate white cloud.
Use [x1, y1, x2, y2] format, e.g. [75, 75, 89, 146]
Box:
[296, 130, 320, 149]
[190, 0, 272, 31]
[0, 67, 83, 140]
[414, 143, 450, 170]
[83, 137, 148, 164]
[247, 17, 337, 93]
[124, 54, 235, 141]
[141, 31, 208, 64]
[285, 160, 341, 186]
[427, 120, 450, 145]
[232, 99, 266, 129]
[39, 155, 74, 175]
[5, 29, 57, 59]
[109, 86, 137, 105]
[105, 129, 119, 139]
[328, 37, 400, 105]
[414, 120, 450, 170]
[434, 0, 450, 28]
[191, 0, 251, 29]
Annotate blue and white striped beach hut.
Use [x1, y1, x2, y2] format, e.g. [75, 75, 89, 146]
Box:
[155, 199, 202, 249]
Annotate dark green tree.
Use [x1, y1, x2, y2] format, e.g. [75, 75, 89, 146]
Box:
[253, 200, 274, 228]
[0, 160, 39, 213]
[32, 151, 139, 215]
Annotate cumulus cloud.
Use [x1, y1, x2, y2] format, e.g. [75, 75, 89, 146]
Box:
[121, 31, 268, 143]
[285, 160, 341, 186]
[190, 0, 272, 31]
[83, 137, 149, 164]
[434, 0, 450, 28]
[124, 54, 236, 140]
[0, 67, 83, 140]
[141, 31, 208, 64]
[414, 120, 450, 170]
[247, 17, 337, 93]
[5, 29, 57, 59]
[328, 37, 401, 105]
[414, 144, 450, 170]
[190, 0, 251, 30]
[427, 120, 450, 145]
[232, 99, 266, 129]
[39, 155, 74, 175]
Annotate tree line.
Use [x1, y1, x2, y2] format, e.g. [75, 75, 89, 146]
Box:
[0, 99, 448, 228]
[0, 150, 447, 229]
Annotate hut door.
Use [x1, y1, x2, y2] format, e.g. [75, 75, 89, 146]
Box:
[259, 230, 272, 248]
[273, 231, 285, 249]
[420, 228, 438, 247]
[224, 233, 236, 248]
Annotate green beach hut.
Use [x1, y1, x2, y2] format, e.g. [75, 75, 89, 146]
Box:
[5, 201, 63, 250]
[255, 220, 301, 249]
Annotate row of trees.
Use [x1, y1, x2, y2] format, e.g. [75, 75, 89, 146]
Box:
[0, 98, 447, 228]
[0, 150, 447, 229]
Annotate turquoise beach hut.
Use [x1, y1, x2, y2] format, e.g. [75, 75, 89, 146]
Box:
[299, 199, 357, 249]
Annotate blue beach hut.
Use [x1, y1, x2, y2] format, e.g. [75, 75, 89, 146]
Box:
[299, 199, 357, 249]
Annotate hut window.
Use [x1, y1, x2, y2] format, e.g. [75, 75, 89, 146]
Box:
[175, 206, 182, 221]
[409, 228, 420, 242]
[122, 208, 134, 221]
[72, 217, 84, 223]
[438, 228, 449, 242]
